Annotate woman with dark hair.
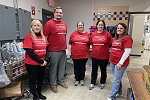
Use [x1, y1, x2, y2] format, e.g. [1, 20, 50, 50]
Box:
[107, 23, 133, 100]
[89, 20, 112, 90]
[69, 21, 90, 86]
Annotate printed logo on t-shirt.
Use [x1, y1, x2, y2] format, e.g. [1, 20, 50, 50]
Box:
[93, 44, 104, 46]
[75, 35, 89, 41]
[112, 41, 122, 50]
[92, 36, 106, 45]
[35, 49, 46, 52]
[113, 41, 121, 46]
[93, 36, 106, 41]
[34, 39, 46, 46]
[75, 42, 86, 44]
[58, 32, 66, 34]
[56, 24, 66, 30]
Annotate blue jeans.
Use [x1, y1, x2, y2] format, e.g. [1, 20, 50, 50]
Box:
[109, 62, 127, 100]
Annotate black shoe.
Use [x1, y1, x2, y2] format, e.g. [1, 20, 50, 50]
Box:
[39, 94, 47, 99]
[33, 95, 39, 100]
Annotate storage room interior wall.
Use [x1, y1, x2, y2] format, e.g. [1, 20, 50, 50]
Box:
[93, 6, 129, 26]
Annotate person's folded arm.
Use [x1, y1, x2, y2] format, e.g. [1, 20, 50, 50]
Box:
[44, 46, 51, 62]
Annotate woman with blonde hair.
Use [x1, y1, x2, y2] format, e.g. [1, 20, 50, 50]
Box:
[23, 20, 49, 100]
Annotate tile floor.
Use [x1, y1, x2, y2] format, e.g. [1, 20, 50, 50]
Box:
[40, 50, 150, 100]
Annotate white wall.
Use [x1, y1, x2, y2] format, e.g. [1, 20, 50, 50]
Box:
[17, 0, 54, 19]
[56, 0, 150, 34]
[93, 0, 150, 11]
[0, 0, 14, 7]
[56, 0, 150, 52]
[56, 0, 93, 46]
[0, 0, 55, 19]
[1, 0, 150, 27]
[1, 0, 150, 33]
[1, 0, 150, 53]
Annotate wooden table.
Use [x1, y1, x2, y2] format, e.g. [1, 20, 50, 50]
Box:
[127, 71, 150, 100]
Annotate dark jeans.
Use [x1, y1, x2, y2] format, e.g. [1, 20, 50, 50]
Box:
[25, 64, 45, 96]
[91, 58, 109, 85]
[73, 58, 88, 81]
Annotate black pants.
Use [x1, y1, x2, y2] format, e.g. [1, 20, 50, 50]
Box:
[91, 58, 109, 85]
[25, 64, 45, 96]
[73, 58, 88, 81]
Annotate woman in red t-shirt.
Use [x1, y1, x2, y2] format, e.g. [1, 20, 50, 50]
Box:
[89, 20, 113, 90]
[69, 21, 90, 86]
[108, 23, 133, 100]
[23, 20, 48, 100]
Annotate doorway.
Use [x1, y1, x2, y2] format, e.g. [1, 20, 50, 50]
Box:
[42, 9, 54, 27]
[128, 12, 150, 56]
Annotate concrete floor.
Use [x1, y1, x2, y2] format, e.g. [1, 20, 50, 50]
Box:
[41, 50, 150, 100]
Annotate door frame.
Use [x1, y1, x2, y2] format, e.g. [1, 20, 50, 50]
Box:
[128, 12, 150, 29]
[128, 12, 150, 56]
[42, 8, 54, 27]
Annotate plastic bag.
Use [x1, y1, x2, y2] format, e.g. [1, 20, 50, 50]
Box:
[0, 62, 11, 88]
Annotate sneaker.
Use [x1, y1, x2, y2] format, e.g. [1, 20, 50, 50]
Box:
[116, 94, 122, 98]
[74, 81, 80, 86]
[88, 84, 95, 90]
[107, 97, 112, 100]
[39, 94, 47, 99]
[80, 80, 84, 86]
[100, 84, 105, 89]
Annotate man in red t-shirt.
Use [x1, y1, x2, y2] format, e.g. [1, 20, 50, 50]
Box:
[43, 7, 68, 93]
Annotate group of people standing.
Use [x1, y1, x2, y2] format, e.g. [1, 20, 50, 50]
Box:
[23, 6, 133, 100]
[23, 7, 68, 100]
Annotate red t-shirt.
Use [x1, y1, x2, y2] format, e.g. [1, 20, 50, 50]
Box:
[69, 31, 90, 59]
[91, 30, 112, 60]
[23, 34, 49, 65]
[110, 35, 133, 66]
[43, 19, 67, 51]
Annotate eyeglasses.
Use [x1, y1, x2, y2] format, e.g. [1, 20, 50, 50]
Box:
[78, 25, 84, 26]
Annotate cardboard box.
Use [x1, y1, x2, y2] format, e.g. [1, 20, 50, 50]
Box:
[5, 60, 27, 81]
[143, 65, 150, 94]
[127, 88, 132, 100]
[0, 81, 23, 98]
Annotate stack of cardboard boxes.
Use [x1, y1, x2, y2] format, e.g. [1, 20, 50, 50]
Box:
[126, 65, 150, 100]
[143, 65, 150, 95]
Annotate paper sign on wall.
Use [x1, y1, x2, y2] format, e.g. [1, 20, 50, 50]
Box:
[31, 6, 35, 15]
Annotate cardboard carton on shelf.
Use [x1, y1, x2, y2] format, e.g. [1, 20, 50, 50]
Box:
[5, 60, 27, 81]
[127, 88, 132, 100]
[143, 65, 150, 95]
